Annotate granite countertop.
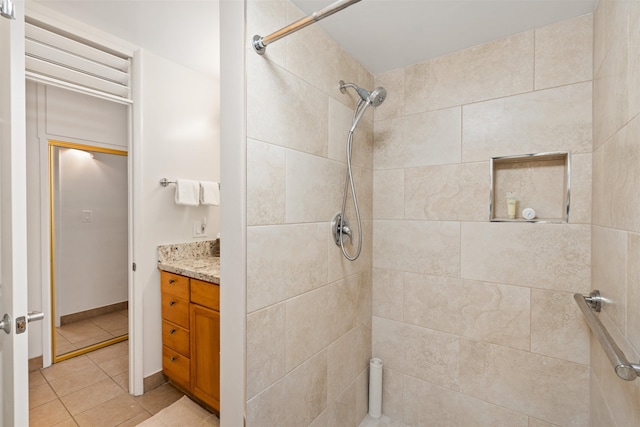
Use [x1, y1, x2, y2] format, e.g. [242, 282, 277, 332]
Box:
[157, 239, 220, 284]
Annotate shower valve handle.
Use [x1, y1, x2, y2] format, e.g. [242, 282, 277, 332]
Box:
[341, 224, 353, 245]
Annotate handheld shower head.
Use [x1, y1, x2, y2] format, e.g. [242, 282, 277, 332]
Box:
[339, 80, 387, 107]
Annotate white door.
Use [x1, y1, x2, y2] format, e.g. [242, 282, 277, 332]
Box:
[0, 1, 29, 426]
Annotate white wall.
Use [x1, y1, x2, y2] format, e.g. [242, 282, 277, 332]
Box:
[55, 147, 128, 320]
[135, 50, 220, 379]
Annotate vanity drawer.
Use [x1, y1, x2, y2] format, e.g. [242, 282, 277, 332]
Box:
[161, 294, 189, 328]
[162, 320, 190, 357]
[163, 346, 190, 390]
[190, 279, 219, 311]
[161, 272, 190, 300]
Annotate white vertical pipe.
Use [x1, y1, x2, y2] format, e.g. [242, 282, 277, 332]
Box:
[369, 358, 383, 418]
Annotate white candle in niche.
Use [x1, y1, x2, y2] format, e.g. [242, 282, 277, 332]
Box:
[507, 192, 517, 219]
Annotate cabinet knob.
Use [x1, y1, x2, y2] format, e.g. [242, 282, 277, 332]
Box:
[170, 356, 176, 362]
[169, 329, 176, 334]
[169, 301, 176, 306]
[168, 279, 175, 284]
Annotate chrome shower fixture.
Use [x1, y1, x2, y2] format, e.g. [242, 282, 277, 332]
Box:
[333, 80, 387, 261]
[339, 80, 387, 107]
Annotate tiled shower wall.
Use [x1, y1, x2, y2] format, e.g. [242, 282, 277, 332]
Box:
[590, 1, 640, 425]
[244, 1, 374, 425]
[372, 16, 594, 426]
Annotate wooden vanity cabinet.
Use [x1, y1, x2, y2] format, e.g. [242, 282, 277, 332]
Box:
[160, 272, 220, 412]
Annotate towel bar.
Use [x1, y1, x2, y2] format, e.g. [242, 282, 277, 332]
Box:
[574, 290, 640, 381]
[160, 178, 220, 189]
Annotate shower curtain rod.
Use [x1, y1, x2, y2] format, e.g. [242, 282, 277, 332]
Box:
[252, 0, 362, 55]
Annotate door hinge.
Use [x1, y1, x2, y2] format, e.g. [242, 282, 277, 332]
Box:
[132, 262, 137, 272]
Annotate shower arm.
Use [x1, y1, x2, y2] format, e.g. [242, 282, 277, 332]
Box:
[252, 0, 361, 55]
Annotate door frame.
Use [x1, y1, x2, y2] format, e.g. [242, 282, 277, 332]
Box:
[0, 2, 29, 425]
[25, 4, 143, 395]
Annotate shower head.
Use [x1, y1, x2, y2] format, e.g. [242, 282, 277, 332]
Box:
[339, 80, 387, 107]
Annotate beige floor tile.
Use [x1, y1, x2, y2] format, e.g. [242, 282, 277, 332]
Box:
[73, 333, 116, 350]
[58, 320, 109, 344]
[29, 370, 47, 389]
[114, 411, 152, 427]
[87, 341, 128, 365]
[52, 419, 79, 427]
[61, 378, 126, 415]
[56, 338, 78, 357]
[30, 382, 58, 409]
[29, 399, 72, 427]
[91, 312, 128, 334]
[135, 383, 184, 415]
[98, 356, 128, 378]
[74, 394, 147, 427]
[112, 372, 129, 392]
[48, 364, 110, 397]
[111, 327, 129, 337]
[41, 356, 96, 382]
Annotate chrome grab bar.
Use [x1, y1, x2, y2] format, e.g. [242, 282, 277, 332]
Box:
[574, 291, 640, 381]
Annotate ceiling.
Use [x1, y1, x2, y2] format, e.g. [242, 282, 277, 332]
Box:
[31, 0, 597, 77]
[291, 0, 597, 74]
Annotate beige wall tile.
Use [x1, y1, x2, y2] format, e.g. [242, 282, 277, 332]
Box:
[246, 0, 286, 68]
[247, 303, 286, 399]
[247, 223, 328, 312]
[628, 232, 640, 352]
[372, 317, 460, 390]
[528, 417, 559, 427]
[404, 274, 531, 350]
[381, 368, 403, 423]
[534, 15, 593, 90]
[590, 374, 616, 427]
[372, 268, 403, 322]
[286, 272, 370, 371]
[285, 5, 373, 110]
[374, 69, 405, 121]
[629, 3, 640, 120]
[405, 31, 534, 114]
[592, 225, 627, 332]
[403, 375, 528, 427]
[459, 340, 589, 426]
[246, 351, 328, 427]
[355, 370, 368, 425]
[569, 153, 593, 224]
[328, 98, 373, 170]
[592, 146, 607, 226]
[309, 383, 356, 427]
[247, 53, 328, 156]
[404, 162, 488, 221]
[374, 107, 461, 170]
[460, 222, 591, 293]
[374, 220, 460, 277]
[462, 82, 592, 162]
[247, 139, 286, 226]
[593, 1, 606, 77]
[373, 169, 404, 220]
[593, 23, 628, 149]
[327, 325, 370, 403]
[285, 150, 344, 223]
[530, 290, 590, 365]
[603, 116, 640, 233]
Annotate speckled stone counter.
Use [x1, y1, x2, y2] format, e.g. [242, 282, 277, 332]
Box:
[157, 239, 220, 284]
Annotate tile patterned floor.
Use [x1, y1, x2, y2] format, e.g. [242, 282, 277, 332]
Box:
[30, 341, 185, 427]
[56, 310, 129, 357]
[359, 415, 409, 427]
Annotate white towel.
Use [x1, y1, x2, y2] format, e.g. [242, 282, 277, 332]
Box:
[200, 181, 220, 206]
[174, 179, 200, 206]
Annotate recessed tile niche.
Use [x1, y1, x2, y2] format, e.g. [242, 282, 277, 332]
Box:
[490, 152, 570, 223]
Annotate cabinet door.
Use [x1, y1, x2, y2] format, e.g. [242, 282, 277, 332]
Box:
[190, 304, 220, 412]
